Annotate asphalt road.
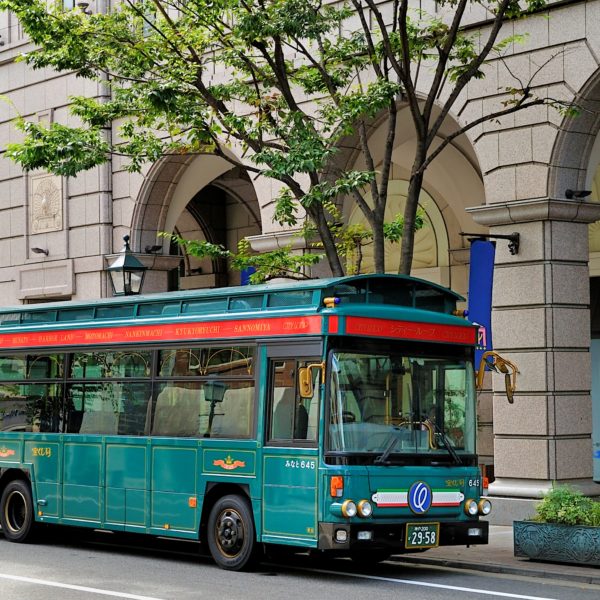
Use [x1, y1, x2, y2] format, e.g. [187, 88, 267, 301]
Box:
[0, 528, 599, 600]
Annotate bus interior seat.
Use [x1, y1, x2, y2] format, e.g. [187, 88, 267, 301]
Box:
[359, 391, 388, 423]
[342, 390, 361, 423]
[79, 410, 119, 435]
[209, 387, 252, 437]
[151, 386, 202, 437]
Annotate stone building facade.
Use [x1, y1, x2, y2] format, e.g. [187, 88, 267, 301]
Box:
[1, 1, 600, 518]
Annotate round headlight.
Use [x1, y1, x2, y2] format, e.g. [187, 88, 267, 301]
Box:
[478, 498, 492, 515]
[357, 499, 373, 518]
[341, 499, 357, 518]
[464, 499, 478, 517]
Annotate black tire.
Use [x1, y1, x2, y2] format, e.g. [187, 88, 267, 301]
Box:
[207, 494, 259, 571]
[0, 480, 36, 543]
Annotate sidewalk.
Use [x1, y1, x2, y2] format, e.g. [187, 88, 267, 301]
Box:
[391, 525, 600, 585]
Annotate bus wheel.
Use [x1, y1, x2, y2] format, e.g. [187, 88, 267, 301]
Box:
[0, 480, 36, 543]
[207, 495, 258, 571]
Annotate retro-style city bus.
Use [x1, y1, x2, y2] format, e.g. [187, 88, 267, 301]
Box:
[0, 274, 491, 570]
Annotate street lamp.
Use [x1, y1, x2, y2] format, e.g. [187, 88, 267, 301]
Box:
[106, 235, 147, 296]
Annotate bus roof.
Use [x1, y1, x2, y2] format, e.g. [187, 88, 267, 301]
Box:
[0, 274, 464, 329]
[0, 275, 477, 348]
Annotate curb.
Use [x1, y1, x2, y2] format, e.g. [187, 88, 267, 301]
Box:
[390, 555, 600, 586]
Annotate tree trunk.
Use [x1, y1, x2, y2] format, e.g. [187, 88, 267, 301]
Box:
[399, 169, 424, 275]
[308, 205, 345, 277]
[372, 209, 386, 273]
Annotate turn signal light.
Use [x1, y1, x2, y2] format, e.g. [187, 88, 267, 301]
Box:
[330, 475, 344, 498]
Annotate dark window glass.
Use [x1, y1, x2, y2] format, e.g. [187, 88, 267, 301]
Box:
[229, 296, 263, 310]
[71, 351, 151, 379]
[158, 348, 203, 377]
[137, 303, 180, 317]
[66, 381, 152, 435]
[57, 308, 94, 322]
[0, 354, 64, 380]
[182, 299, 228, 314]
[0, 356, 28, 380]
[269, 359, 319, 443]
[0, 383, 63, 433]
[158, 347, 254, 377]
[21, 310, 57, 324]
[95, 306, 135, 320]
[151, 379, 254, 438]
[267, 291, 312, 307]
[0, 313, 22, 326]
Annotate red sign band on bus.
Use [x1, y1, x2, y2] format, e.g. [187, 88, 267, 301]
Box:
[345, 316, 477, 345]
[0, 315, 324, 349]
[0, 314, 476, 349]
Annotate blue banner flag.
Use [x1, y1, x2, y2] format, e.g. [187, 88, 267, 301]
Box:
[240, 267, 256, 286]
[467, 239, 496, 368]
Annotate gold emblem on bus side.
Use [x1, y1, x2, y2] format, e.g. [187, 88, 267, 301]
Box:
[213, 455, 246, 470]
[0, 446, 16, 458]
[32, 447, 52, 458]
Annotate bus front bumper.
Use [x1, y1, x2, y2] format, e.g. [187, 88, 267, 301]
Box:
[318, 520, 489, 552]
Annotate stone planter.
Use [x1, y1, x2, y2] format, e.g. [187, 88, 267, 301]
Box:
[514, 520, 600, 566]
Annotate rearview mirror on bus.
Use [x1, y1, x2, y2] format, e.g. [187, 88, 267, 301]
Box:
[476, 351, 518, 404]
[298, 362, 325, 398]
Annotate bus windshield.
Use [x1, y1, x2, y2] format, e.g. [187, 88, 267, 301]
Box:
[327, 349, 476, 461]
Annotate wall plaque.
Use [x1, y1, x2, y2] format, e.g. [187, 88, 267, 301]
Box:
[30, 174, 63, 234]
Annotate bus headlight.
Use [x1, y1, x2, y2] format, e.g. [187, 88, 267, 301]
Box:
[341, 499, 357, 518]
[478, 498, 492, 515]
[464, 499, 478, 517]
[357, 500, 372, 518]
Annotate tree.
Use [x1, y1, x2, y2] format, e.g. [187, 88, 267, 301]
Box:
[1, 0, 572, 276]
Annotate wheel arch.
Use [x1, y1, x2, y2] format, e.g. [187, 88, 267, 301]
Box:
[199, 482, 254, 543]
[0, 468, 31, 498]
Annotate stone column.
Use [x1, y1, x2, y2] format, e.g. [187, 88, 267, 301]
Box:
[467, 199, 600, 517]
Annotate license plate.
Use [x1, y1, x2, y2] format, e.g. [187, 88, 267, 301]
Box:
[405, 522, 440, 549]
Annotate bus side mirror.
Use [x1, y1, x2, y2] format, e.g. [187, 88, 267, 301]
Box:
[476, 351, 518, 404]
[298, 362, 325, 399]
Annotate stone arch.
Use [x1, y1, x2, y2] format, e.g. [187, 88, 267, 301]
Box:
[548, 70, 600, 200]
[329, 101, 485, 294]
[131, 153, 262, 290]
[547, 69, 600, 276]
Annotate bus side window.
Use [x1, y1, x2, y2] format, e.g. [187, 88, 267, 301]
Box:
[151, 382, 202, 437]
[272, 387, 308, 439]
[209, 382, 254, 438]
[269, 359, 317, 443]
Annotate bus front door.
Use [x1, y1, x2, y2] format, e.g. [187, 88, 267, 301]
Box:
[261, 357, 319, 547]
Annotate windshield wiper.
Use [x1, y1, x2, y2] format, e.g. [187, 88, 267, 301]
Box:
[374, 427, 401, 465]
[427, 419, 462, 465]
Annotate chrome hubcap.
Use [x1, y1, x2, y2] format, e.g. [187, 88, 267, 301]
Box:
[216, 509, 244, 557]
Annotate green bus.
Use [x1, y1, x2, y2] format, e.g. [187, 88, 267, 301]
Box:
[0, 274, 490, 570]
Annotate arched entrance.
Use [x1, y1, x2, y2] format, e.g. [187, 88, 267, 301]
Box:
[132, 154, 261, 291]
[335, 103, 486, 295]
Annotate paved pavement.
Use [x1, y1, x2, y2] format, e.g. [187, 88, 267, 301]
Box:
[392, 525, 600, 585]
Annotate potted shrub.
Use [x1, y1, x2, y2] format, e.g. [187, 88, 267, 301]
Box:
[513, 486, 600, 566]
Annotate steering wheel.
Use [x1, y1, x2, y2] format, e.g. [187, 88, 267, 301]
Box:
[342, 411, 356, 423]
